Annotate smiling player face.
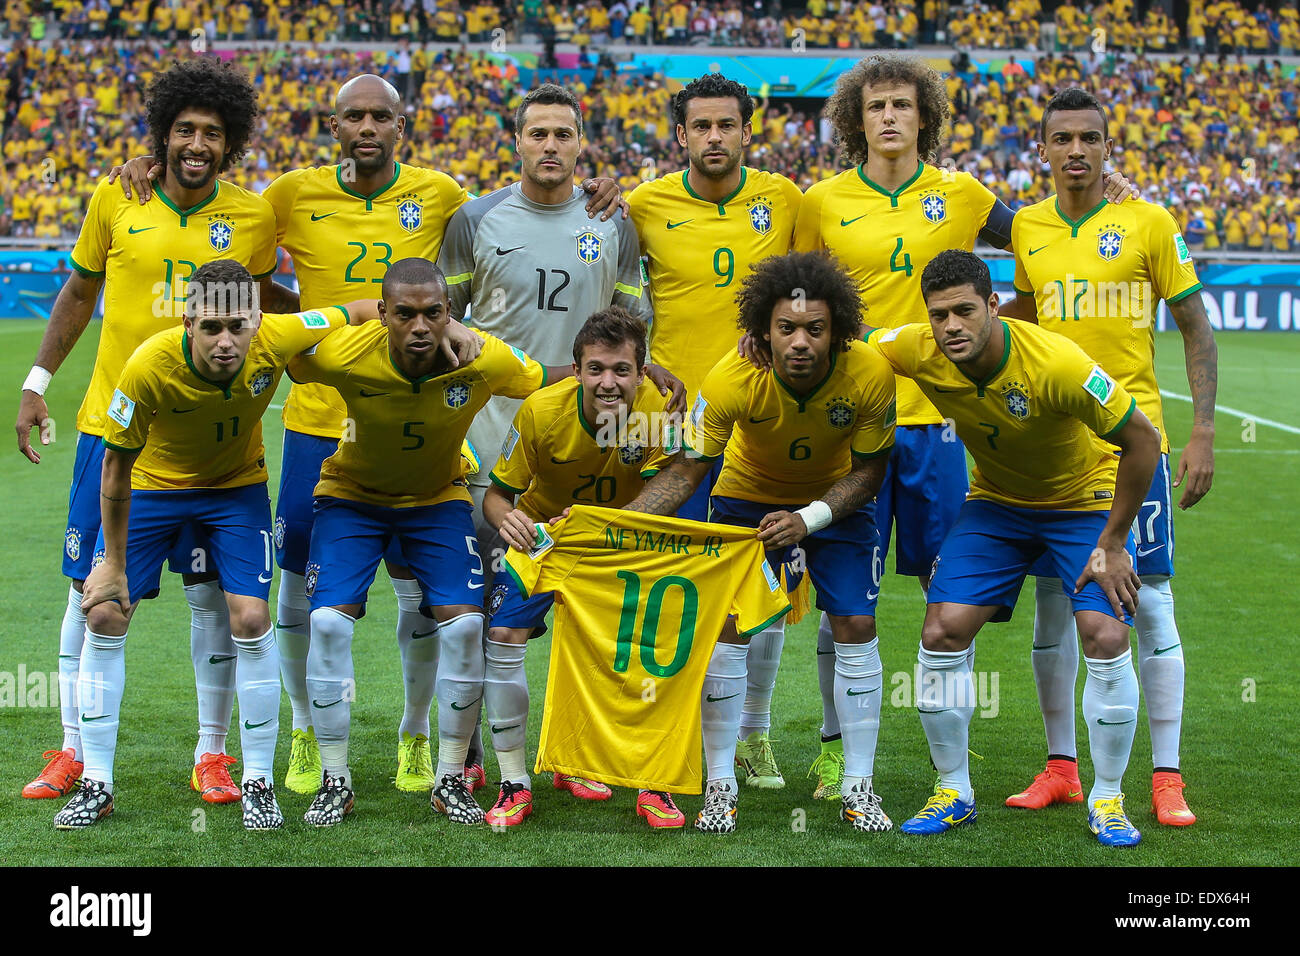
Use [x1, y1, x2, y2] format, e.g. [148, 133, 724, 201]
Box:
[767, 298, 832, 386]
[380, 281, 450, 378]
[165, 107, 227, 191]
[677, 96, 750, 182]
[1038, 108, 1112, 198]
[575, 339, 645, 427]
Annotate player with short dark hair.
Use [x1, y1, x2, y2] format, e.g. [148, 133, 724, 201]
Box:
[54, 260, 360, 831]
[625, 251, 897, 834]
[1007, 88, 1216, 827]
[869, 249, 1161, 847]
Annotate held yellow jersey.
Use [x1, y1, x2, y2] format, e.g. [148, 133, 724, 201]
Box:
[794, 162, 997, 426]
[70, 178, 278, 436]
[1012, 196, 1203, 453]
[869, 320, 1138, 511]
[687, 342, 896, 505]
[288, 328, 544, 508]
[264, 163, 469, 439]
[504, 505, 790, 794]
[100, 307, 349, 491]
[629, 167, 802, 403]
[489, 378, 678, 522]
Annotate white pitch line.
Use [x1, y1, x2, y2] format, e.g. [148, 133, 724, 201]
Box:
[1172, 447, 1300, 455]
[1160, 389, 1300, 436]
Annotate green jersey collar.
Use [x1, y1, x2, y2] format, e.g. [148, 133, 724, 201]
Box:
[682, 167, 748, 214]
[858, 161, 924, 207]
[155, 181, 220, 227]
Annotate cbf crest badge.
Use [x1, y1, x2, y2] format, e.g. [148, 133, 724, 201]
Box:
[1097, 226, 1125, 261]
[1002, 379, 1031, 420]
[65, 527, 81, 561]
[444, 379, 472, 408]
[397, 193, 423, 233]
[747, 197, 773, 235]
[825, 397, 856, 430]
[618, 441, 645, 466]
[249, 369, 274, 396]
[920, 192, 947, 223]
[577, 231, 602, 264]
[208, 214, 234, 252]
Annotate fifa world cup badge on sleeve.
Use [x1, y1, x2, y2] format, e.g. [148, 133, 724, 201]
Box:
[107, 389, 136, 428]
[1083, 366, 1116, 406]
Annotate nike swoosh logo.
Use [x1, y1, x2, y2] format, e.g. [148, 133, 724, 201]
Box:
[815, 650, 834, 656]
[933, 387, 964, 393]
[128, 226, 156, 234]
[1067, 790, 1082, 798]
[412, 629, 436, 639]
[208, 654, 237, 664]
[1153, 644, 1181, 655]
[258, 573, 273, 583]
[748, 415, 779, 425]
[1031, 643, 1058, 650]
[640, 805, 679, 819]
[1028, 245, 1049, 255]
[81, 714, 113, 721]
[550, 456, 580, 465]
[244, 718, 273, 729]
[359, 389, 388, 398]
[706, 693, 739, 702]
[666, 220, 692, 229]
[840, 215, 867, 227]
[172, 406, 199, 414]
[491, 724, 519, 733]
[451, 697, 481, 711]
[1096, 718, 1135, 725]
[917, 708, 948, 714]
[496, 245, 525, 255]
[846, 688, 877, 696]
[312, 698, 344, 708]
[277, 621, 304, 630]
[1136, 545, 1164, 557]
[310, 212, 336, 221]
[59, 654, 78, 660]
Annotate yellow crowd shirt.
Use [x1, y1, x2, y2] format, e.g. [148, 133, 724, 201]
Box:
[70, 178, 278, 436]
[101, 307, 349, 490]
[504, 505, 790, 793]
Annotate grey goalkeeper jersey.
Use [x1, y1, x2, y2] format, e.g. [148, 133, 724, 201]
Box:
[437, 182, 649, 485]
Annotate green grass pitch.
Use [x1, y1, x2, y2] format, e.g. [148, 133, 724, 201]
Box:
[0, 321, 1296, 867]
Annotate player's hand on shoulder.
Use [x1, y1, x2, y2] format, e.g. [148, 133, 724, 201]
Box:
[499, 508, 538, 552]
[1102, 170, 1138, 205]
[1075, 545, 1141, 619]
[442, 319, 484, 369]
[757, 510, 808, 548]
[107, 155, 162, 204]
[645, 364, 686, 414]
[582, 177, 628, 221]
[15, 390, 51, 463]
[80, 562, 129, 613]
[738, 333, 772, 371]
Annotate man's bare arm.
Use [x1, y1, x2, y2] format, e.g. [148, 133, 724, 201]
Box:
[622, 454, 713, 515]
[1168, 290, 1217, 509]
[259, 275, 300, 313]
[822, 454, 890, 520]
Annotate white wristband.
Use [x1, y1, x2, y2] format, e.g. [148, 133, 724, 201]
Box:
[23, 366, 52, 396]
[794, 500, 832, 535]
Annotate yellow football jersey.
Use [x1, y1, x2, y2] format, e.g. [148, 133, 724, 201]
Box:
[688, 342, 896, 506]
[869, 320, 1137, 511]
[504, 505, 790, 793]
[70, 178, 278, 437]
[264, 163, 469, 439]
[794, 162, 997, 426]
[289, 328, 544, 508]
[490, 378, 678, 522]
[101, 307, 349, 491]
[628, 167, 802, 403]
[1012, 197, 1203, 453]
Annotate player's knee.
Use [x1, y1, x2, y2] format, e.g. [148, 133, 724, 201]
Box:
[229, 606, 271, 640]
[1076, 617, 1130, 659]
[86, 602, 127, 636]
[830, 614, 876, 643]
[488, 625, 528, 645]
[920, 613, 968, 653]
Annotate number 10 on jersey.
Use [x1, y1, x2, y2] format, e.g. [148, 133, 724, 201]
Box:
[613, 570, 698, 679]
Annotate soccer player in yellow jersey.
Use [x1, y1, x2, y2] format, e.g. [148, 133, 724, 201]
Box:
[482, 307, 683, 828]
[286, 258, 570, 827]
[628, 73, 803, 791]
[1007, 89, 1217, 827]
[15, 59, 297, 808]
[625, 252, 897, 834]
[868, 250, 1161, 847]
[55, 260, 358, 831]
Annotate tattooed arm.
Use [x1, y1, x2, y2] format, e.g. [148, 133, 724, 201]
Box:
[16, 270, 104, 463]
[1168, 291, 1217, 509]
[756, 453, 891, 547]
[622, 453, 714, 515]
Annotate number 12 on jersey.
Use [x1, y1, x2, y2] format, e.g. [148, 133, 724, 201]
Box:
[612, 570, 698, 679]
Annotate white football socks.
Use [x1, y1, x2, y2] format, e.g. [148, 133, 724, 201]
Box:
[701, 641, 748, 789]
[834, 638, 883, 792]
[306, 607, 356, 783]
[484, 639, 530, 786]
[185, 580, 235, 762]
[1082, 649, 1139, 803]
[275, 570, 313, 732]
[816, 613, 839, 739]
[916, 643, 975, 803]
[434, 612, 486, 781]
[1032, 576, 1080, 758]
[58, 584, 85, 760]
[1135, 576, 1185, 771]
[738, 623, 784, 739]
[77, 628, 127, 793]
[392, 577, 438, 742]
[232, 626, 280, 785]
